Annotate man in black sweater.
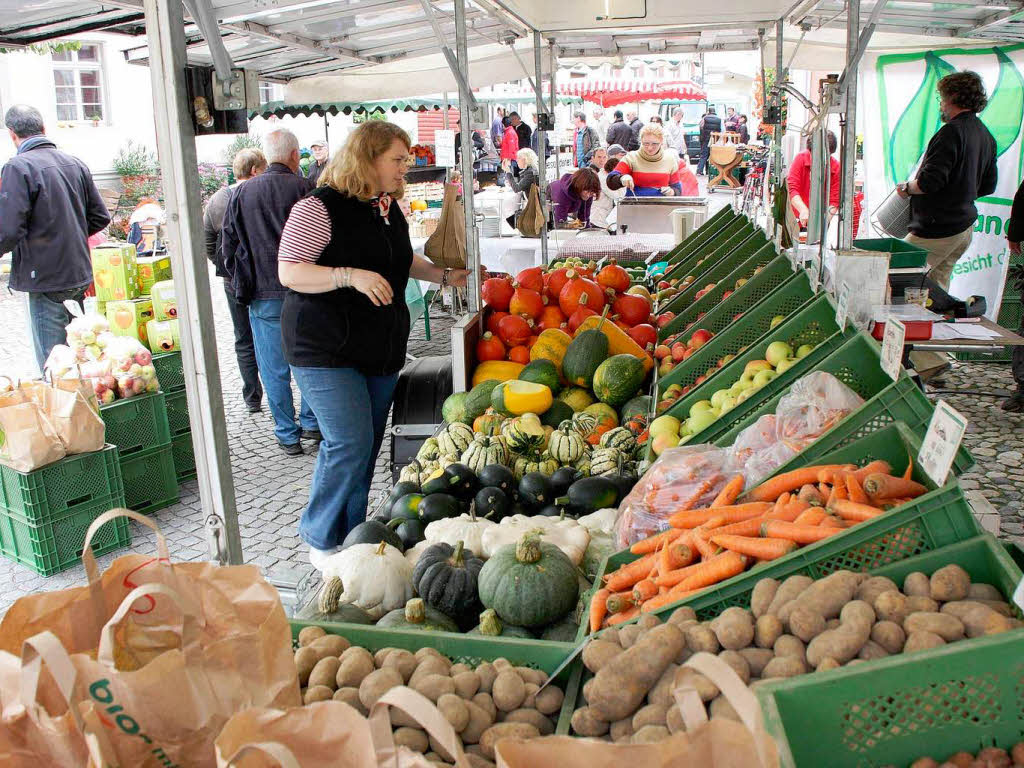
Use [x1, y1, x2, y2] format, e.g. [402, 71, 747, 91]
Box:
[1002, 181, 1024, 411]
[606, 110, 633, 149]
[896, 71, 997, 290]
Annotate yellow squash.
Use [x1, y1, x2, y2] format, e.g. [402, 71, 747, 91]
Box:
[471, 361, 525, 388]
[529, 328, 572, 378]
[574, 316, 654, 374]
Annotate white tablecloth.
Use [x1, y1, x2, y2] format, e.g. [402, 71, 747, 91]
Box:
[410, 236, 559, 281]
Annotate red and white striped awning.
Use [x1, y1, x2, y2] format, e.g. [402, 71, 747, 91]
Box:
[557, 79, 707, 107]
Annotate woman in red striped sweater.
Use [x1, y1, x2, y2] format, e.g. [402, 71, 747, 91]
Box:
[606, 123, 698, 197]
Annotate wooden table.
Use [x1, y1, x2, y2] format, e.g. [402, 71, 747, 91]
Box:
[905, 317, 1024, 354]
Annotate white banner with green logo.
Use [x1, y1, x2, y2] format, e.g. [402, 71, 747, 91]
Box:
[861, 45, 1024, 320]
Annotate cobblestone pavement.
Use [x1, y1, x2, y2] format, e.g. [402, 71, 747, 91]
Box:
[1, 265, 1022, 610]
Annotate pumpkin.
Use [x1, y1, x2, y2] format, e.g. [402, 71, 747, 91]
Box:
[574, 454, 592, 476]
[620, 395, 652, 422]
[437, 422, 474, 457]
[502, 413, 547, 456]
[540, 400, 574, 429]
[322, 541, 414, 620]
[507, 345, 531, 364]
[477, 532, 581, 627]
[558, 387, 595, 412]
[540, 618, 579, 642]
[472, 408, 506, 436]
[461, 433, 509, 472]
[612, 293, 652, 327]
[412, 540, 484, 619]
[570, 410, 599, 439]
[342, 519, 405, 551]
[558, 270, 605, 317]
[469, 608, 535, 638]
[512, 452, 558, 480]
[517, 358, 561, 395]
[486, 310, 509, 336]
[496, 314, 532, 347]
[478, 464, 515, 495]
[599, 426, 637, 455]
[465, 380, 502, 421]
[515, 266, 544, 293]
[491, 380, 552, 417]
[481, 277, 514, 310]
[424, 508, 498, 554]
[596, 259, 631, 293]
[627, 284, 652, 301]
[509, 287, 545, 319]
[294, 576, 375, 624]
[529, 328, 572, 376]
[567, 305, 598, 333]
[562, 312, 609, 389]
[574, 314, 655, 375]
[545, 266, 571, 300]
[536, 305, 566, 331]
[471, 360, 524, 388]
[590, 447, 625, 477]
[400, 459, 438, 485]
[548, 421, 586, 464]
[474, 485, 511, 521]
[377, 597, 459, 633]
[592, 354, 646, 408]
[627, 323, 657, 351]
[476, 332, 506, 362]
[416, 438, 441, 462]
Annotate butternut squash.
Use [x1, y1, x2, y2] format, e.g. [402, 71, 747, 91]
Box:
[574, 316, 654, 374]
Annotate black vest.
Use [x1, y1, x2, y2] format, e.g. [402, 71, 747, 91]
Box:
[281, 186, 413, 374]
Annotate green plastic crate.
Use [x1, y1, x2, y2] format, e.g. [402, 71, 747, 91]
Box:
[578, 421, 979, 639]
[0, 493, 132, 576]
[757, 535, 1024, 768]
[164, 388, 191, 437]
[171, 432, 196, 482]
[288, 620, 580, 736]
[0, 445, 123, 524]
[662, 216, 753, 283]
[853, 237, 928, 269]
[120, 443, 178, 514]
[100, 391, 171, 459]
[152, 351, 184, 392]
[663, 206, 737, 265]
[661, 294, 851, 446]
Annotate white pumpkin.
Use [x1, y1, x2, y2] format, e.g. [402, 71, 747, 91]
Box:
[404, 540, 431, 568]
[423, 511, 497, 558]
[577, 508, 618, 537]
[322, 541, 413, 620]
[481, 514, 591, 565]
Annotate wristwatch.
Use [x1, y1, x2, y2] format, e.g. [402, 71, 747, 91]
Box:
[441, 268, 452, 289]
[898, 182, 910, 196]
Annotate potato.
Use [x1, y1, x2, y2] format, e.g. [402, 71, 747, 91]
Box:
[336, 648, 375, 688]
[308, 656, 341, 690]
[751, 578, 781, 618]
[903, 630, 946, 653]
[588, 623, 685, 721]
[304, 685, 333, 704]
[409, 657, 452, 688]
[383, 649, 417, 682]
[415, 646, 444, 663]
[646, 662, 680, 707]
[505, 708, 554, 735]
[422, 752, 446, 765]
[434, 693, 469, 733]
[806, 602, 873, 667]
[667, 705, 687, 734]
[492, 671, 527, 712]
[358, 667, 403, 710]
[975, 747, 1011, 768]
[571, 706, 609, 737]
[516, 683, 537, 710]
[973, 599, 1013, 617]
[394, 726, 429, 753]
[668, 606, 698, 625]
[871, 621, 907, 655]
[450, 663, 472, 677]
[637, 613, 662, 630]
[374, 647, 397, 666]
[710, 694, 741, 722]
[461, 700, 495, 744]
[765, 575, 813, 617]
[632, 703, 669, 730]
[618, 624, 644, 649]
[910, 759, 940, 768]
[778, 571, 858, 624]
[610, 717, 635, 742]
[857, 640, 889, 661]
[472, 692, 497, 721]
[733, 648, 771, 678]
[754, 614, 784, 649]
[480, 722, 540, 759]
[946, 751, 975, 768]
[632, 725, 670, 743]
[515, 667, 547, 687]
[582, 678, 595, 704]
[825, 618, 841, 630]
[492, 657, 513, 672]
[298, 625, 326, 647]
[856, 576, 899, 606]
[428, 730, 459, 764]
[673, 666, 719, 702]
[717, 650, 751, 685]
[599, 628, 621, 646]
[907, 596, 940, 614]
[941, 601, 1015, 637]
[685, 624, 720, 654]
[874, 591, 909, 624]
[710, 607, 754, 651]
[414, 673, 457, 703]
[308, 634, 349, 660]
[930, 564, 970, 602]
[1012, 742, 1024, 766]
[295, 646, 319, 685]
[452, 670, 481, 700]
[788, 606, 826, 643]
[761, 656, 807, 679]
[476, 662, 497, 694]
[904, 612, 965, 642]
[465, 754, 496, 768]
[583, 639, 623, 674]
[815, 657, 841, 672]
[533, 685, 564, 716]
[332, 686, 367, 714]
[968, 582, 1004, 602]
[773, 635, 806, 664]
[903, 572, 931, 597]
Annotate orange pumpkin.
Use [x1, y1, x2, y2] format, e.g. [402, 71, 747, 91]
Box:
[507, 345, 531, 364]
[476, 332, 506, 362]
[537, 305, 568, 331]
[509, 287, 545, 319]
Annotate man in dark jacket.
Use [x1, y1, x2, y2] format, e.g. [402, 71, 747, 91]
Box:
[606, 110, 633, 150]
[509, 112, 532, 158]
[626, 111, 643, 151]
[304, 138, 328, 182]
[221, 128, 319, 454]
[0, 105, 110, 372]
[697, 107, 722, 175]
[1002, 180, 1024, 411]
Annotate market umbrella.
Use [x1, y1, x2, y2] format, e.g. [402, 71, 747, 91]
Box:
[557, 78, 706, 107]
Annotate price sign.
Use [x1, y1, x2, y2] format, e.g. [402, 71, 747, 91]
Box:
[918, 400, 967, 487]
[880, 317, 905, 381]
[835, 283, 850, 330]
[435, 129, 456, 168]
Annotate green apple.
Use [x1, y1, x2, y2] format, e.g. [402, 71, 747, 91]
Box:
[796, 344, 815, 359]
[677, 434, 693, 446]
[765, 341, 794, 368]
[775, 357, 799, 374]
[729, 381, 748, 397]
[736, 387, 757, 403]
[649, 415, 681, 439]
[651, 433, 677, 456]
[752, 369, 778, 388]
[690, 400, 715, 416]
[738, 370, 758, 388]
[718, 394, 738, 413]
[744, 360, 772, 375]
[769, 315, 786, 329]
[666, 383, 684, 396]
[710, 389, 732, 409]
[686, 409, 718, 435]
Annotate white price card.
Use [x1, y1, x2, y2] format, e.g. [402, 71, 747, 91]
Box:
[435, 130, 456, 168]
[835, 282, 851, 330]
[880, 317, 905, 381]
[918, 400, 967, 487]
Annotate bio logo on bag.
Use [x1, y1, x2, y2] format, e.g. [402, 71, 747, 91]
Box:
[89, 678, 181, 768]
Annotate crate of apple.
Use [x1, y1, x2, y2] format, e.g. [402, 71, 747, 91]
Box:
[653, 328, 715, 379]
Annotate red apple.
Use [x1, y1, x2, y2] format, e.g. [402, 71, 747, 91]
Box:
[656, 312, 676, 328]
[706, 367, 717, 379]
[654, 344, 671, 360]
[657, 399, 673, 413]
[694, 374, 707, 386]
[681, 347, 694, 360]
[694, 289, 708, 300]
[681, 385, 692, 395]
[657, 280, 671, 290]
[690, 329, 713, 349]
[671, 342, 687, 363]
[721, 290, 733, 300]
[733, 312, 744, 322]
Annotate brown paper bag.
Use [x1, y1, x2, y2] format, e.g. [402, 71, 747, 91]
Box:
[0, 390, 66, 472]
[20, 382, 104, 456]
[423, 183, 467, 268]
[215, 688, 472, 768]
[52, 376, 100, 416]
[496, 653, 779, 768]
[0, 509, 301, 768]
[516, 185, 546, 237]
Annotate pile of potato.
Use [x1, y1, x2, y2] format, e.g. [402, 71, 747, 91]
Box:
[901, 744, 1024, 768]
[571, 565, 1019, 743]
[295, 626, 565, 767]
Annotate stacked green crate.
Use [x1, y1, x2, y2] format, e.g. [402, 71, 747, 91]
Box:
[100, 391, 178, 513]
[153, 351, 195, 482]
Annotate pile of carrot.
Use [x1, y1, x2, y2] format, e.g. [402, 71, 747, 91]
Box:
[588, 458, 928, 633]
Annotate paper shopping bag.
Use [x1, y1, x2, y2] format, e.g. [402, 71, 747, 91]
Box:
[0, 509, 301, 768]
[424, 183, 467, 269]
[0, 390, 66, 472]
[52, 375, 100, 415]
[216, 688, 472, 768]
[516, 185, 545, 237]
[20, 381, 104, 456]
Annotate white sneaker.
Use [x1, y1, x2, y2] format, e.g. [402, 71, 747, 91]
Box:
[309, 545, 341, 571]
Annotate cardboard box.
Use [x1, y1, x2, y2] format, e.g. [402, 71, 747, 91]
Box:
[83, 296, 106, 317]
[137, 254, 172, 295]
[151, 279, 178, 322]
[146, 319, 180, 353]
[91, 243, 139, 302]
[107, 298, 155, 347]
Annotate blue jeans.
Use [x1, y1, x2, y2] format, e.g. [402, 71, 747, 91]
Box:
[28, 287, 86, 374]
[697, 143, 710, 175]
[292, 366, 399, 550]
[248, 298, 317, 444]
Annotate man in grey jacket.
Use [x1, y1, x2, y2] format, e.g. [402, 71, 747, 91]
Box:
[0, 105, 110, 372]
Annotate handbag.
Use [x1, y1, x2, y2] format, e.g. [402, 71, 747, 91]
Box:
[424, 183, 467, 268]
[516, 185, 546, 238]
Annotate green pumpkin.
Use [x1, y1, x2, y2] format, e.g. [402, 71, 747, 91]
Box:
[592, 354, 646, 408]
[540, 618, 579, 642]
[539, 399, 574, 429]
[437, 422, 474, 456]
[518, 359, 562, 396]
[441, 392, 470, 424]
[574, 454, 592, 477]
[562, 316, 609, 389]
[513, 452, 559, 480]
[620, 395, 652, 422]
[465, 380, 503, 421]
[467, 608, 535, 639]
[416, 438, 441, 462]
[461, 433, 509, 472]
[502, 415, 547, 457]
[294, 576, 375, 624]
[412, 541, 484, 620]
[478, 533, 580, 628]
[599, 426, 637, 456]
[548, 421, 587, 464]
[376, 597, 459, 633]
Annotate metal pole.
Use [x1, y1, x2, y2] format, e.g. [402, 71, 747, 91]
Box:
[454, 0, 479, 311]
[142, 0, 242, 563]
[550, 42, 561, 180]
[774, 19, 785, 187]
[534, 31, 549, 265]
[839, 0, 859, 249]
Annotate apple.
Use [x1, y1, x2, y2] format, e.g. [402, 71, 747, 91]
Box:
[681, 347, 694, 360]
[80, 330, 96, 345]
[745, 360, 772, 375]
[658, 359, 675, 377]
[694, 374, 707, 386]
[135, 348, 152, 365]
[718, 394, 738, 413]
[732, 312, 744, 322]
[729, 381, 748, 397]
[657, 280, 671, 290]
[666, 384, 684, 396]
[651, 432, 678, 457]
[671, 342, 687, 362]
[656, 313, 676, 328]
[686, 409, 718, 435]
[103, 375, 117, 390]
[734, 278, 748, 289]
[719, 354, 736, 368]
[753, 369, 778, 388]
[796, 344, 815, 358]
[146, 379, 160, 393]
[100, 389, 116, 405]
[775, 357, 799, 374]
[694, 289, 709, 300]
[736, 388, 757, 403]
[681, 385, 692, 395]
[721, 290, 733, 300]
[705, 367, 717, 379]
[739, 371, 757, 388]
[710, 389, 732, 409]
[654, 344, 671, 360]
[650, 415, 681, 438]
[132, 377, 146, 394]
[766, 341, 794, 368]
[690, 329, 713, 349]
[770, 315, 786, 329]
[690, 400, 715, 416]
[677, 434, 693, 446]
[682, 275, 696, 284]
[140, 364, 156, 380]
[128, 363, 143, 377]
[657, 399, 674, 413]
[93, 379, 107, 395]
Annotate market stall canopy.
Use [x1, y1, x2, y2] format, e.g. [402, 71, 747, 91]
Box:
[557, 78, 706, 106]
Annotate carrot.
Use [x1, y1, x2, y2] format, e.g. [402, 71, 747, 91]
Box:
[833, 483, 848, 502]
[851, 460, 893, 483]
[760, 519, 843, 544]
[630, 527, 683, 555]
[820, 515, 846, 528]
[589, 588, 610, 632]
[797, 484, 824, 507]
[632, 578, 659, 604]
[668, 502, 772, 529]
[902, 455, 913, 482]
[830, 499, 884, 522]
[862, 473, 927, 500]
[772, 492, 791, 514]
[709, 534, 798, 560]
[845, 474, 870, 504]
[706, 516, 771, 538]
[606, 605, 641, 626]
[743, 466, 853, 502]
[604, 552, 657, 591]
[818, 482, 831, 499]
[605, 590, 634, 614]
[769, 501, 805, 522]
[711, 474, 745, 508]
[677, 550, 748, 591]
[640, 589, 696, 613]
[660, 539, 695, 573]
[678, 475, 725, 512]
[795, 507, 827, 526]
[654, 560, 704, 588]
[881, 497, 913, 510]
[691, 530, 718, 560]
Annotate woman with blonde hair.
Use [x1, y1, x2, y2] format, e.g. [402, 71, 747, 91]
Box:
[277, 120, 470, 566]
[607, 123, 698, 197]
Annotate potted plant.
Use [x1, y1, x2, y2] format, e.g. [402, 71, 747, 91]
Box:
[89, 114, 102, 127]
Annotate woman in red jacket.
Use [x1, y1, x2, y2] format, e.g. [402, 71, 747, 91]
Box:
[787, 130, 840, 228]
[500, 117, 519, 172]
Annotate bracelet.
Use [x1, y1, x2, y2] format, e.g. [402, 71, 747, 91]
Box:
[343, 268, 352, 288]
[441, 268, 452, 289]
[331, 267, 342, 290]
